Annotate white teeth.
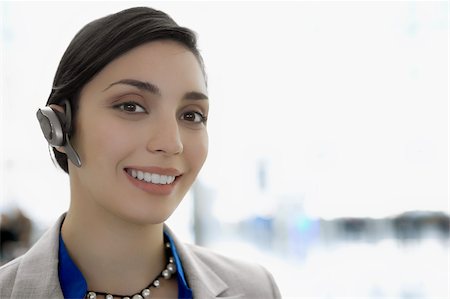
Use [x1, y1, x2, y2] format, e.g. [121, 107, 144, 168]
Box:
[128, 169, 176, 185]
[144, 172, 152, 183]
[152, 174, 161, 184]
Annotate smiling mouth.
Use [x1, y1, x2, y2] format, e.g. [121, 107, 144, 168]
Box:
[125, 168, 179, 185]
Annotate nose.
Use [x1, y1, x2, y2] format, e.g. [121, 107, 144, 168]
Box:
[146, 116, 183, 156]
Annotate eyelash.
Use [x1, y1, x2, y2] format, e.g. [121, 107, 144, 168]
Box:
[113, 101, 147, 113]
[181, 111, 208, 124]
[113, 101, 208, 124]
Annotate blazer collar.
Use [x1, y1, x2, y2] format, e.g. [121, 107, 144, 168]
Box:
[163, 225, 243, 299]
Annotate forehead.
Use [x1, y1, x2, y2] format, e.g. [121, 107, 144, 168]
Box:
[83, 40, 207, 95]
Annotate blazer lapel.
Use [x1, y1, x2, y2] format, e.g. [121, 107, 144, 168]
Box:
[164, 225, 244, 298]
[10, 215, 65, 298]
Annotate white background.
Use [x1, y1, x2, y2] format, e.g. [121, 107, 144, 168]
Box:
[1, 1, 447, 224]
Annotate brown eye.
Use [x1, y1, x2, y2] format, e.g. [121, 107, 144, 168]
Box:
[123, 103, 137, 112]
[114, 102, 146, 113]
[181, 111, 206, 123]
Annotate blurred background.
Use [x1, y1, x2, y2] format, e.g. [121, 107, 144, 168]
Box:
[0, 1, 448, 298]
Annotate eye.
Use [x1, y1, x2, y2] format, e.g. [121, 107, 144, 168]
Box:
[114, 101, 146, 113]
[181, 111, 207, 124]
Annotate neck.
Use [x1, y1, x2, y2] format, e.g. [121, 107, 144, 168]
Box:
[62, 198, 166, 295]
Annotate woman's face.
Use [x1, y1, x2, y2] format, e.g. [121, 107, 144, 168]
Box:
[68, 41, 208, 225]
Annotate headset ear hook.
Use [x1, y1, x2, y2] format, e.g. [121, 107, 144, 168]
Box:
[61, 99, 81, 167]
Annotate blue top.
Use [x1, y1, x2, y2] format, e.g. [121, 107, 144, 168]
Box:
[58, 232, 193, 299]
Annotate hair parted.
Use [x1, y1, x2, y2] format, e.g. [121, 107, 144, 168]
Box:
[46, 7, 205, 173]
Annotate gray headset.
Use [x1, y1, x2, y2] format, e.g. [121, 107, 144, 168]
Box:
[36, 99, 82, 167]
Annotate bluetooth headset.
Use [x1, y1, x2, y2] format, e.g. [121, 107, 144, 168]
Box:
[36, 99, 82, 167]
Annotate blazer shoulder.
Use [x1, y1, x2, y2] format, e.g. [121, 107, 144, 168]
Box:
[0, 214, 65, 299]
[185, 243, 281, 298]
[186, 243, 260, 272]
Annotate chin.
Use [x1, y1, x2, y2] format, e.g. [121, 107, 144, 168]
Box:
[116, 204, 178, 226]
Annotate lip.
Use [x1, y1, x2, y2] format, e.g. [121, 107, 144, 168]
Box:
[123, 166, 182, 196]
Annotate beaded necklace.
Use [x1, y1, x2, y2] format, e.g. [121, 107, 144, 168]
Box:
[85, 242, 177, 299]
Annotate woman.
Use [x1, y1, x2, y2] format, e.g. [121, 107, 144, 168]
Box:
[0, 7, 281, 299]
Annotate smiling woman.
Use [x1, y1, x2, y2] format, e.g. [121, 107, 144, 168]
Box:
[68, 41, 209, 227]
[0, 7, 280, 299]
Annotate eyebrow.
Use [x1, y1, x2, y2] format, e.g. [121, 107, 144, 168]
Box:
[103, 79, 161, 95]
[184, 91, 209, 101]
[103, 79, 208, 100]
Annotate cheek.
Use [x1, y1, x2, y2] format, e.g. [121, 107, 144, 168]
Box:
[184, 131, 208, 170]
[76, 115, 133, 163]
[97, 122, 129, 148]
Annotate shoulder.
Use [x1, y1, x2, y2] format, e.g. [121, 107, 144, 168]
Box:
[183, 243, 281, 298]
[0, 215, 65, 298]
[185, 243, 264, 273]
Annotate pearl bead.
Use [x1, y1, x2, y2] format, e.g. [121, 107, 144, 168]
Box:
[165, 242, 171, 248]
[162, 269, 171, 279]
[167, 263, 176, 274]
[84, 253, 177, 299]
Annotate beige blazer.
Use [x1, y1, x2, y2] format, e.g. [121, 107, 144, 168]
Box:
[0, 214, 281, 298]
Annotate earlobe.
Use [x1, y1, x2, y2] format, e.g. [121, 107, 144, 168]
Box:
[49, 104, 65, 114]
[54, 146, 66, 154]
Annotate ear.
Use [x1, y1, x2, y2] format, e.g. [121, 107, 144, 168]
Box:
[49, 104, 66, 154]
[49, 104, 64, 113]
[54, 145, 66, 154]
